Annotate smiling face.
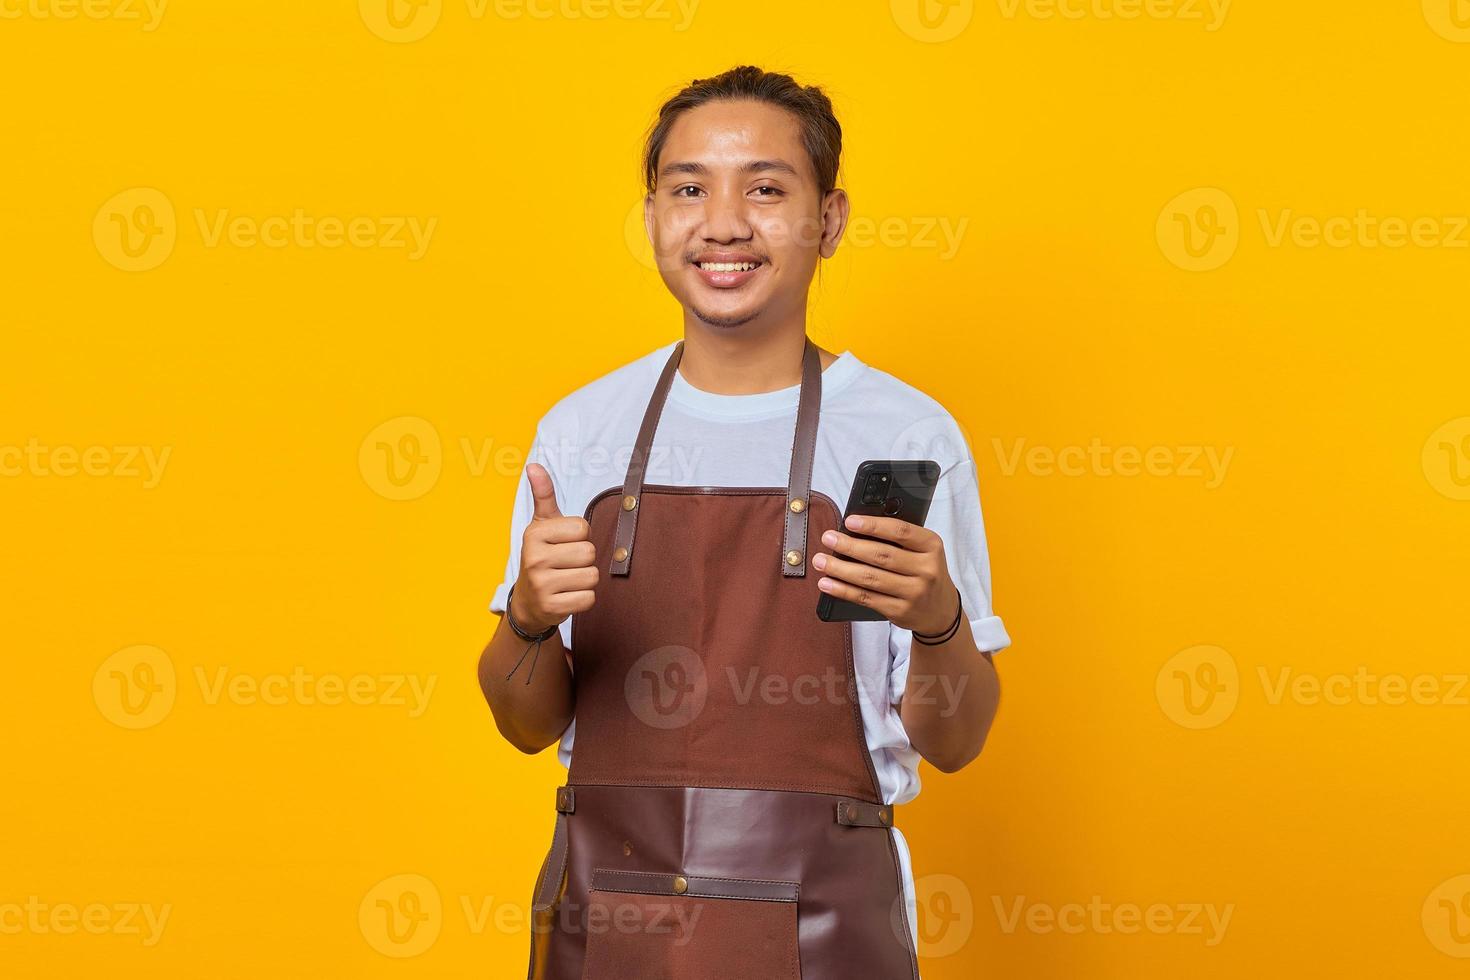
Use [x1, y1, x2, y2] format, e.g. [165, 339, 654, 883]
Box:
[645, 99, 848, 330]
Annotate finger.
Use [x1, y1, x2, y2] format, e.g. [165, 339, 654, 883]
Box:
[813, 552, 920, 599]
[820, 527, 924, 574]
[527, 463, 563, 520]
[531, 515, 591, 545]
[841, 514, 939, 551]
[816, 574, 903, 618]
[521, 566, 598, 608]
[544, 540, 597, 569]
[546, 589, 597, 617]
[543, 565, 599, 592]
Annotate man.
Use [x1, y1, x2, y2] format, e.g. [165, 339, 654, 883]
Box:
[479, 65, 1010, 979]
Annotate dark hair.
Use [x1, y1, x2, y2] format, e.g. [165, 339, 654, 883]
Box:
[642, 65, 843, 197]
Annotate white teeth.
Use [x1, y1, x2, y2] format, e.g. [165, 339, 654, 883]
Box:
[698, 261, 758, 272]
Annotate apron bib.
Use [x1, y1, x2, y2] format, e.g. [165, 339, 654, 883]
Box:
[526, 339, 920, 980]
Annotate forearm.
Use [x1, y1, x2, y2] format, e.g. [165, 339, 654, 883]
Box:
[478, 609, 575, 754]
[899, 618, 1000, 773]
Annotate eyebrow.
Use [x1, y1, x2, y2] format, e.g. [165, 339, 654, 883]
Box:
[657, 159, 804, 181]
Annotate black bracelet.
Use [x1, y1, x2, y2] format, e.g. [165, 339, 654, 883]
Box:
[912, 586, 963, 646]
[504, 582, 558, 684]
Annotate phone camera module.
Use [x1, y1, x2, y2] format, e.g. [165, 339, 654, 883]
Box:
[861, 471, 890, 505]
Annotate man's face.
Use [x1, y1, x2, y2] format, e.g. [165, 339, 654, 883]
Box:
[645, 100, 846, 329]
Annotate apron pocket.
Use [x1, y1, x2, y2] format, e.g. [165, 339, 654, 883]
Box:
[581, 870, 801, 980]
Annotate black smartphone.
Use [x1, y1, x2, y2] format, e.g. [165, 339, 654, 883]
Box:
[816, 459, 941, 622]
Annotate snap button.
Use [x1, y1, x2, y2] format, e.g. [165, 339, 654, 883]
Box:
[672, 875, 689, 895]
[622, 495, 637, 511]
[879, 807, 891, 826]
[788, 497, 805, 513]
[785, 549, 803, 566]
[613, 546, 629, 563]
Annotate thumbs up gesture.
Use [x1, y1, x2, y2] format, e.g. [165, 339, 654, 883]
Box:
[510, 463, 599, 632]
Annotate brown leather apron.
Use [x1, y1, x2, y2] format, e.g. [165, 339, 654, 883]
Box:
[526, 338, 920, 979]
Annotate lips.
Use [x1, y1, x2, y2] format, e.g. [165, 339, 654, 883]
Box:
[690, 252, 765, 289]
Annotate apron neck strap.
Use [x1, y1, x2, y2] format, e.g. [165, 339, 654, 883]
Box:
[608, 337, 823, 578]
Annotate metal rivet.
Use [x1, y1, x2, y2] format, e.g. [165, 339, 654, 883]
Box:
[672, 875, 689, 895]
[785, 549, 803, 566]
[613, 546, 629, 563]
[788, 497, 805, 513]
[879, 808, 891, 826]
[622, 495, 637, 511]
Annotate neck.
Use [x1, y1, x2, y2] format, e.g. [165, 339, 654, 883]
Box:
[678, 308, 831, 395]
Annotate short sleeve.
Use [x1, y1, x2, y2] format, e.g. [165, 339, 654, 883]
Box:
[888, 453, 1011, 703]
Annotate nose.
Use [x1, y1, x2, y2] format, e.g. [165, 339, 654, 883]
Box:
[699, 184, 753, 244]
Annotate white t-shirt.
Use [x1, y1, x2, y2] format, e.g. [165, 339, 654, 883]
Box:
[489, 341, 1012, 928]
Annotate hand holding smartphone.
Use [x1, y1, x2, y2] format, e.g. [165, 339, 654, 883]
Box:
[816, 460, 940, 622]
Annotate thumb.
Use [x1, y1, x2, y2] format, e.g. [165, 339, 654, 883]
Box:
[526, 462, 563, 520]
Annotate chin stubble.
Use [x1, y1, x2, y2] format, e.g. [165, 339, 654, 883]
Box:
[690, 305, 761, 329]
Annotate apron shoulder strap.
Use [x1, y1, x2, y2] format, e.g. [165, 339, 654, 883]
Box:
[608, 338, 823, 578]
[781, 339, 821, 577]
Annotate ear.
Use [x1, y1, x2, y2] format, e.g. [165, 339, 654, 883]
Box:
[642, 192, 656, 248]
[818, 188, 850, 260]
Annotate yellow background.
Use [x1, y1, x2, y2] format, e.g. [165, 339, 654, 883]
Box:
[4, 0, 1469, 976]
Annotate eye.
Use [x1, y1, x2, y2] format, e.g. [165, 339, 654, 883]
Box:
[751, 185, 784, 198]
[672, 185, 704, 199]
